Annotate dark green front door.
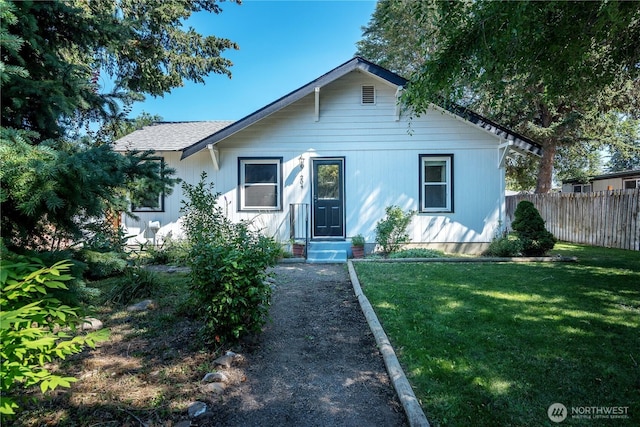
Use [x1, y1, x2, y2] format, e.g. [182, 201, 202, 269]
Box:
[312, 158, 344, 237]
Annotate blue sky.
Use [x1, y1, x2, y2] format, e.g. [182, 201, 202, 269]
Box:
[127, 0, 377, 122]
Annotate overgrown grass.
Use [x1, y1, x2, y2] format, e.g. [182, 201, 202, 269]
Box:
[355, 243, 640, 426]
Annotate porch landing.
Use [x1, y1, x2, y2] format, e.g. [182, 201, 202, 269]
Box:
[306, 241, 352, 263]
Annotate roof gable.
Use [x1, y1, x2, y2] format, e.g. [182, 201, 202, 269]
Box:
[181, 56, 542, 159]
[181, 57, 406, 159]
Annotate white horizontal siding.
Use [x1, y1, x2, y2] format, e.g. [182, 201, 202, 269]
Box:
[123, 70, 506, 248]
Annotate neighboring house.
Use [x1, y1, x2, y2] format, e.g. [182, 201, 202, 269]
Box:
[561, 170, 640, 193]
[114, 57, 542, 260]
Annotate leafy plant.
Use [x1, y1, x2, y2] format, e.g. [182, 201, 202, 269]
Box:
[181, 173, 280, 343]
[351, 234, 365, 247]
[104, 266, 158, 305]
[0, 254, 109, 417]
[145, 237, 189, 265]
[511, 201, 556, 256]
[78, 250, 128, 279]
[483, 234, 525, 257]
[375, 206, 416, 254]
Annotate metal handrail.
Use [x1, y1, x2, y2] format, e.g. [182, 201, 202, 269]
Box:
[289, 203, 309, 257]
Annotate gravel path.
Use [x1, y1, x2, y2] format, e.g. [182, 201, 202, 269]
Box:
[205, 263, 408, 426]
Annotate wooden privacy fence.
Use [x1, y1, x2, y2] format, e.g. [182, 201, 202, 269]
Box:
[505, 189, 640, 251]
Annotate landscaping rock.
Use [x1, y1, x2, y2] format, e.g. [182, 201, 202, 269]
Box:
[213, 351, 243, 369]
[80, 317, 103, 331]
[202, 382, 226, 394]
[126, 299, 155, 312]
[202, 372, 228, 383]
[187, 401, 207, 418]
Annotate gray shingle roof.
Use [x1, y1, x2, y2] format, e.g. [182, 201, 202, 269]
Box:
[113, 121, 234, 152]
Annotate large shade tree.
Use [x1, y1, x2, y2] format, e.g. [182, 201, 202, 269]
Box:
[358, 0, 640, 192]
[0, 0, 239, 249]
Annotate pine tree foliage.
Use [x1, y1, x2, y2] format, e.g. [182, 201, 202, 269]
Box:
[0, 128, 178, 250]
[1, 0, 239, 141]
[0, 0, 235, 250]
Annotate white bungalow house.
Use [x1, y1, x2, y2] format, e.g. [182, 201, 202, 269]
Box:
[114, 57, 541, 261]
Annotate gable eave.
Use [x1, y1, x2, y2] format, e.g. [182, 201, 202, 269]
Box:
[181, 57, 407, 159]
[431, 103, 543, 157]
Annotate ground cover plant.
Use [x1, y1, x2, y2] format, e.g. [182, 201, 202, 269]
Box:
[355, 243, 640, 426]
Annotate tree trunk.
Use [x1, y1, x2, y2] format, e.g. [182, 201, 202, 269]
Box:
[535, 103, 556, 194]
[535, 141, 556, 193]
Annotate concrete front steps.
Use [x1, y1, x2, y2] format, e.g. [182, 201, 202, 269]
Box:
[306, 240, 352, 263]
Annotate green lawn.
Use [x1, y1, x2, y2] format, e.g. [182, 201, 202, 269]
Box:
[355, 243, 640, 426]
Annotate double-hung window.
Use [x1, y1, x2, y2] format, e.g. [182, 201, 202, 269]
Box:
[238, 157, 282, 211]
[419, 154, 453, 213]
[131, 157, 165, 212]
[623, 178, 639, 190]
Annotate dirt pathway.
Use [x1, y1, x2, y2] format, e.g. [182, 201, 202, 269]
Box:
[206, 263, 408, 426]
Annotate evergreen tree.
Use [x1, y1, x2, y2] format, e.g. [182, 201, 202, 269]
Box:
[0, 0, 235, 250]
[1, 0, 239, 141]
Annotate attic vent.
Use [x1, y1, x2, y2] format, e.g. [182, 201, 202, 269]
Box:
[361, 85, 375, 104]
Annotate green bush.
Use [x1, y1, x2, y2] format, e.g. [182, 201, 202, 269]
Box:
[0, 255, 109, 417]
[375, 206, 416, 254]
[78, 250, 128, 279]
[511, 201, 557, 256]
[146, 237, 189, 265]
[104, 266, 158, 305]
[483, 234, 525, 257]
[389, 248, 445, 258]
[181, 173, 280, 343]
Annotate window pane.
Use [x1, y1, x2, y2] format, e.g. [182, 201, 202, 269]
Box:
[245, 164, 277, 183]
[317, 164, 339, 199]
[425, 162, 446, 182]
[244, 185, 277, 207]
[624, 180, 637, 189]
[425, 184, 447, 208]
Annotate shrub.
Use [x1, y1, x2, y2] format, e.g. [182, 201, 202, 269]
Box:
[181, 173, 280, 343]
[145, 237, 189, 265]
[375, 206, 416, 254]
[511, 201, 557, 256]
[483, 234, 524, 257]
[78, 250, 128, 279]
[104, 266, 158, 305]
[389, 248, 445, 258]
[351, 234, 365, 247]
[0, 255, 109, 417]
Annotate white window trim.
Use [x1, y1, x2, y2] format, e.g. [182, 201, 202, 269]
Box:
[419, 154, 453, 213]
[573, 184, 592, 193]
[239, 158, 282, 211]
[623, 178, 640, 190]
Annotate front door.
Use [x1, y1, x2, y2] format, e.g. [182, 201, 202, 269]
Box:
[312, 158, 345, 238]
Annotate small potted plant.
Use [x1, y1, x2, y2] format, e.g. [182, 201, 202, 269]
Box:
[351, 234, 365, 258]
[291, 239, 306, 258]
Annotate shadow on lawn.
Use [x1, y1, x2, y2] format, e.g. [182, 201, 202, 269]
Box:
[357, 251, 640, 426]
